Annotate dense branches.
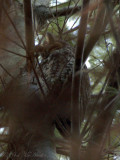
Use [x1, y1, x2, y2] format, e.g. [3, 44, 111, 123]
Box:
[0, 1, 120, 160]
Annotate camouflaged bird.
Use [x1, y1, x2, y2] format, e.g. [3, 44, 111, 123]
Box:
[2, 32, 90, 137]
[37, 42, 75, 99]
[2, 33, 74, 118]
[32, 33, 74, 99]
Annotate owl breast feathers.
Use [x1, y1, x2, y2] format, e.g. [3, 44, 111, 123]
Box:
[37, 45, 75, 98]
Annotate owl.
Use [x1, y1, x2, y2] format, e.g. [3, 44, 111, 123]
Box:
[2, 33, 90, 138]
[34, 33, 90, 137]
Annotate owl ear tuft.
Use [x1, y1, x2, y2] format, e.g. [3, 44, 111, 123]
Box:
[46, 32, 55, 45]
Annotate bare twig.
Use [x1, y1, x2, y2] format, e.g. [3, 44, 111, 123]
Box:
[0, 32, 25, 50]
[0, 64, 14, 79]
[71, 1, 90, 160]
[2, 5, 26, 49]
[23, 0, 35, 71]
[0, 48, 28, 59]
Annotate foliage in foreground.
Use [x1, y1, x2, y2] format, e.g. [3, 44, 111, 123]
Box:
[0, 0, 120, 160]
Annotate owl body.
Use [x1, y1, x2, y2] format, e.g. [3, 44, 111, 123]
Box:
[2, 36, 90, 138]
[38, 45, 75, 98]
